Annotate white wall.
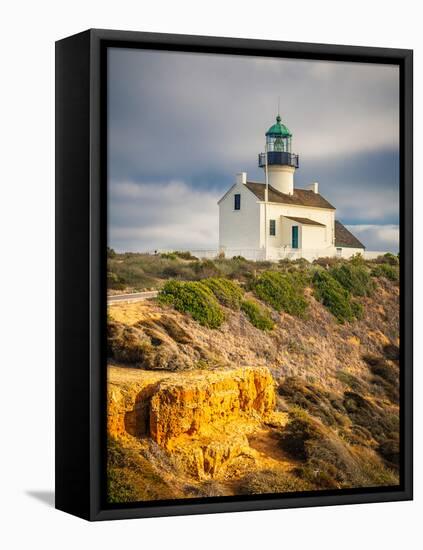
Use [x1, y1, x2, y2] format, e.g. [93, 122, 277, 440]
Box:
[280, 216, 302, 248]
[219, 183, 261, 250]
[266, 164, 295, 194]
[260, 202, 335, 249]
[302, 224, 327, 249]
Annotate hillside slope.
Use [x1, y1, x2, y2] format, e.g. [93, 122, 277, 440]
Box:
[107, 266, 400, 502]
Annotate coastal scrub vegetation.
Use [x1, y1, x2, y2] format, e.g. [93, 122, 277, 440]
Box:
[329, 263, 375, 297]
[250, 270, 308, 318]
[108, 437, 174, 503]
[202, 277, 244, 310]
[107, 250, 400, 499]
[312, 270, 363, 323]
[107, 250, 399, 329]
[241, 299, 274, 331]
[371, 263, 399, 282]
[279, 406, 397, 489]
[158, 280, 224, 328]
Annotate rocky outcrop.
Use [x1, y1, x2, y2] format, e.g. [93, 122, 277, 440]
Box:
[108, 365, 283, 478]
[149, 367, 275, 448]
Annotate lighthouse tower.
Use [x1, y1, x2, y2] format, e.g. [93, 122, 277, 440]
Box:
[258, 115, 299, 195]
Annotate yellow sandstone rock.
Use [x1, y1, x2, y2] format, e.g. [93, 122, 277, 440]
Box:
[107, 365, 282, 479]
[149, 367, 276, 448]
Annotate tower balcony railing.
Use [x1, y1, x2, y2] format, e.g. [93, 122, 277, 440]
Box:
[258, 151, 299, 169]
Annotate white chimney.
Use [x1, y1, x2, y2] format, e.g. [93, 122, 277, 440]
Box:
[308, 182, 319, 194]
[236, 172, 247, 185]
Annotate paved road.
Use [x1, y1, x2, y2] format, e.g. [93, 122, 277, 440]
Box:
[108, 290, 158, 304]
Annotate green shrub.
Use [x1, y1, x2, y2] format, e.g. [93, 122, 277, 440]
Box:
[107, 246, 117, 258]
[160, 252, 178, 260]
[213, 257, 256, 282]
[280, 408, 398, 489]
[351, 300, 364, 320]
[279, 408, 320, 461]
[158, 280, 224, 328]
[278, 377, 347, 428]
[378, 438, 400, 467]
[383, 343, 400, 361]
[312, 270, 361, 323]
[336, 370, 367, 393]
[363, 354, 399, 404]
[241, 299, 274, 330]
[382, 252, 399, 266]
[161, 264, 196, 279]
[251, 271, 308, 317]
[202, 278, 244, 309]
[192, 259, 222, 279]
[343, 391, 399, 444]
[107, 254, 169, 289]
[330, 263, 375, 297]
[371, 263, 399, 282]
[173, 251, 198, 260]
[349, 253, 366, 266]
[107, 271, 126, 290]
[232, 255, 247, 261]
[312, 256, 342, 268]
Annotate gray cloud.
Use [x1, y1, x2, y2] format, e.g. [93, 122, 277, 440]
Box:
[347, 224, 399, 253]
[109, 180, 219, 252]
[107, 47, 399, 252]
[108, 179, 399, 254]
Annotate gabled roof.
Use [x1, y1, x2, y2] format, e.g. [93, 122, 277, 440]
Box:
[335, 221, 365, 249]
[283, 216, 326, 227]
[245, 181, 336, 210]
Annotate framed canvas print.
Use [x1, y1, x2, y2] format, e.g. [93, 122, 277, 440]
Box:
[55, 29, 413, 521]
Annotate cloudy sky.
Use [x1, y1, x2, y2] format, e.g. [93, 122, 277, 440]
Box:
[108, 47, 399, 253]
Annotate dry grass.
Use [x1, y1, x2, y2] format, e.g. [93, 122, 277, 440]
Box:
[106, 256, 400, 500]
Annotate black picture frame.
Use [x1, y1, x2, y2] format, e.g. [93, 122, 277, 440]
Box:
[55, 28, 413, 521]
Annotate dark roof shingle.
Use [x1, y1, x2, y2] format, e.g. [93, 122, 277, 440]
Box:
[283, 216, 326, 227]
[245, 181, 336, 210]
[335, 220, 365, 249]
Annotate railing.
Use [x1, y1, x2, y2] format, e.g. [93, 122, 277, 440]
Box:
[188, 248, 387, 262]
[258, 151, 299, 169]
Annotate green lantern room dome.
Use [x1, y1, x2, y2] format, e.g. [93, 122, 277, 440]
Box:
[266, 115, 292, 138]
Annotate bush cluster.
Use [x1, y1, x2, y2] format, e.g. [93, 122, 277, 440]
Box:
[329, 263, 375, 297]
[158, 280, 224, 328]
[107, 246, 117, 259]
[251, 271, 308, 317]
[192, 259, 222, 279]
[377, 252, 399, 266]
[107, 271, 126, 290]
[363, 354, 399, 403]
[107, 322, 150, 364]
[160, 252, 178, 260]
[241, 299, 274, 331]
[202, 278, 244, 310]
[160, 251, 198, 261]
[371, 263, 399, 282]
[278, 377, 346, 428]
[173, 250, 198, 260]
[279, 408, 397, 489]
[312, 270, 362, 323]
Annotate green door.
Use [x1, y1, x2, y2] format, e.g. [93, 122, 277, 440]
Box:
[292, 226, 299, 249]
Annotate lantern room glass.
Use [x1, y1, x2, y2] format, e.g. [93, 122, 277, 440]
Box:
[266, 134, 292, 153]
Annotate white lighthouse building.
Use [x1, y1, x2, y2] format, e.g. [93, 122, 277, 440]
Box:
[218, 115, 365, 261]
